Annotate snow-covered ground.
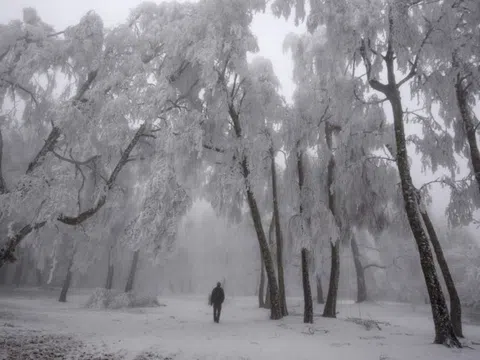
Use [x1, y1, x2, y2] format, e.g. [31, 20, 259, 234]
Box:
[1, 288, 480, 360]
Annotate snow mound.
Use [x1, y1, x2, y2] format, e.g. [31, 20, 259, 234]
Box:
[84, 288, 165, 309]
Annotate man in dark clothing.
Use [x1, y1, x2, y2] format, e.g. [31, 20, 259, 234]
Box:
[209, 282, 225, 323]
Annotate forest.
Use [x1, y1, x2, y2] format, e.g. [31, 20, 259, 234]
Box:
[0, 0, 480, 359]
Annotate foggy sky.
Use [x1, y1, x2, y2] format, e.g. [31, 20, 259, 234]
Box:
[1, 0, 478, 230]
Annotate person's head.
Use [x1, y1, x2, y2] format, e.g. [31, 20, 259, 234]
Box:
[216, 282, 221, 287]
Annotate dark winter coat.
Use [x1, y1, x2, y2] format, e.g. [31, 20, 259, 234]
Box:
[210, 285, 225, 306]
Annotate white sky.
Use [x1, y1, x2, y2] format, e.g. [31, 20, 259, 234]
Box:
[1, 0, 478, 228]
[0, 0, 303, 102]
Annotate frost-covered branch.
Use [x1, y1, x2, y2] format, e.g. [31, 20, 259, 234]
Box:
[73, 70, 98, 103]
[51, 150, 100, 166]
[0, 78, 39, 106]
[397, 26, 434, 88]
[58, 122, 146, 225]
[26, 126, 61, 174]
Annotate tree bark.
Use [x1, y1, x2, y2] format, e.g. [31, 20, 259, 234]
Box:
[125, 250, 139, 293]
[323, 123, 341, 318]
[316, 273, 324, 304]
[455, 73, 480, 194]
[13, 256, 24, 287]
[421, 207, 463, 338]
[270, 146, 288, 316]
[302, 248, 313, 323]
[258, 257, 266, 308]
[351, 235, 368, 303]
[36, 268, 43, 287]
[58, 258, 74, 302]
[264, 212, 276, 309]
[323, 242, 340, 318]
[105, 264, 114, 290]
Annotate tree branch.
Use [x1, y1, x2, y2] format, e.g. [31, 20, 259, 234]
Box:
[51, 150, 100, 166]
[73, 70, 98, 103]
[397, 26, 433, 88]
[57, 122, 146, 225]
[203, 143, 225, 153]
[26, 126, 61, 174]
[0, 78, 39, 106]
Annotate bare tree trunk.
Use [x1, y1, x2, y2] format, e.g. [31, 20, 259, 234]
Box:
[323, 123, 341, 318]
[258, 257, 265, 308]
[264, 211, 276, 310]
[455, 72, 480, 194]
[351, 236, 368, 303]
[302, 248, 313, 323]
[421, 208, 463, 338]
[125, 250, 139, 293]
[58, 259, 73, 303]
[323, 242, 340, 318]
[270, 146, 288, 316]
[36, 268, 43, 287]
[105, 246, 115, 290]
[13, 261, 23, 287]
[105, 264, 114, 290]
[13, 249, 24, 286]
[316, 274, 324, 304]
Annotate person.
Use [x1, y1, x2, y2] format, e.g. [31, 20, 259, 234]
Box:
[209, 282, 225, 323]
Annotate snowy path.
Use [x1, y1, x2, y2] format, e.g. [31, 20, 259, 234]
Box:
[1, 289, 480, 359]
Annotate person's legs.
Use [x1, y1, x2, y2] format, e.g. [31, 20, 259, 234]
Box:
[217, 304, 222, 322]
[213, 304, 219, 322]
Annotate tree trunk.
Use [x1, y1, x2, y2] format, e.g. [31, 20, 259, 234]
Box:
[36, 268, 43, 287]
[359, 25, 461, 346]
[351, 236, 368, 303]
[421, 208, 463, 338]
[13, 254, 24, 287]
[316, 273, 324, 304]
[125, 250, 139, 293]
[105, 264, 114, 290]
[265, 280, 271, 308]
[58, 259, 73, 302]
[391, 90, 459, 346]
[323, 123, 341, 318]
[270, 146, 288, 316]
[455, 73, 480, 194]
[302, 248, 313, 323]
[229, 91, 281, 320]
[323, 241, 340, 318]
[258, 257, 266, 308]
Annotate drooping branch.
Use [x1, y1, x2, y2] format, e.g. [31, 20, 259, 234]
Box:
[51, 150, 100, 166]
[0, 222, 47, 268]
[0, 78, 39, 106]
[397, 26, 433, 88]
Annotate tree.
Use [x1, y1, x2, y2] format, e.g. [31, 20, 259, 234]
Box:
[301, 247, 313, 323]
[356, 2, 461, 347]
[1, 5, 199, 268]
